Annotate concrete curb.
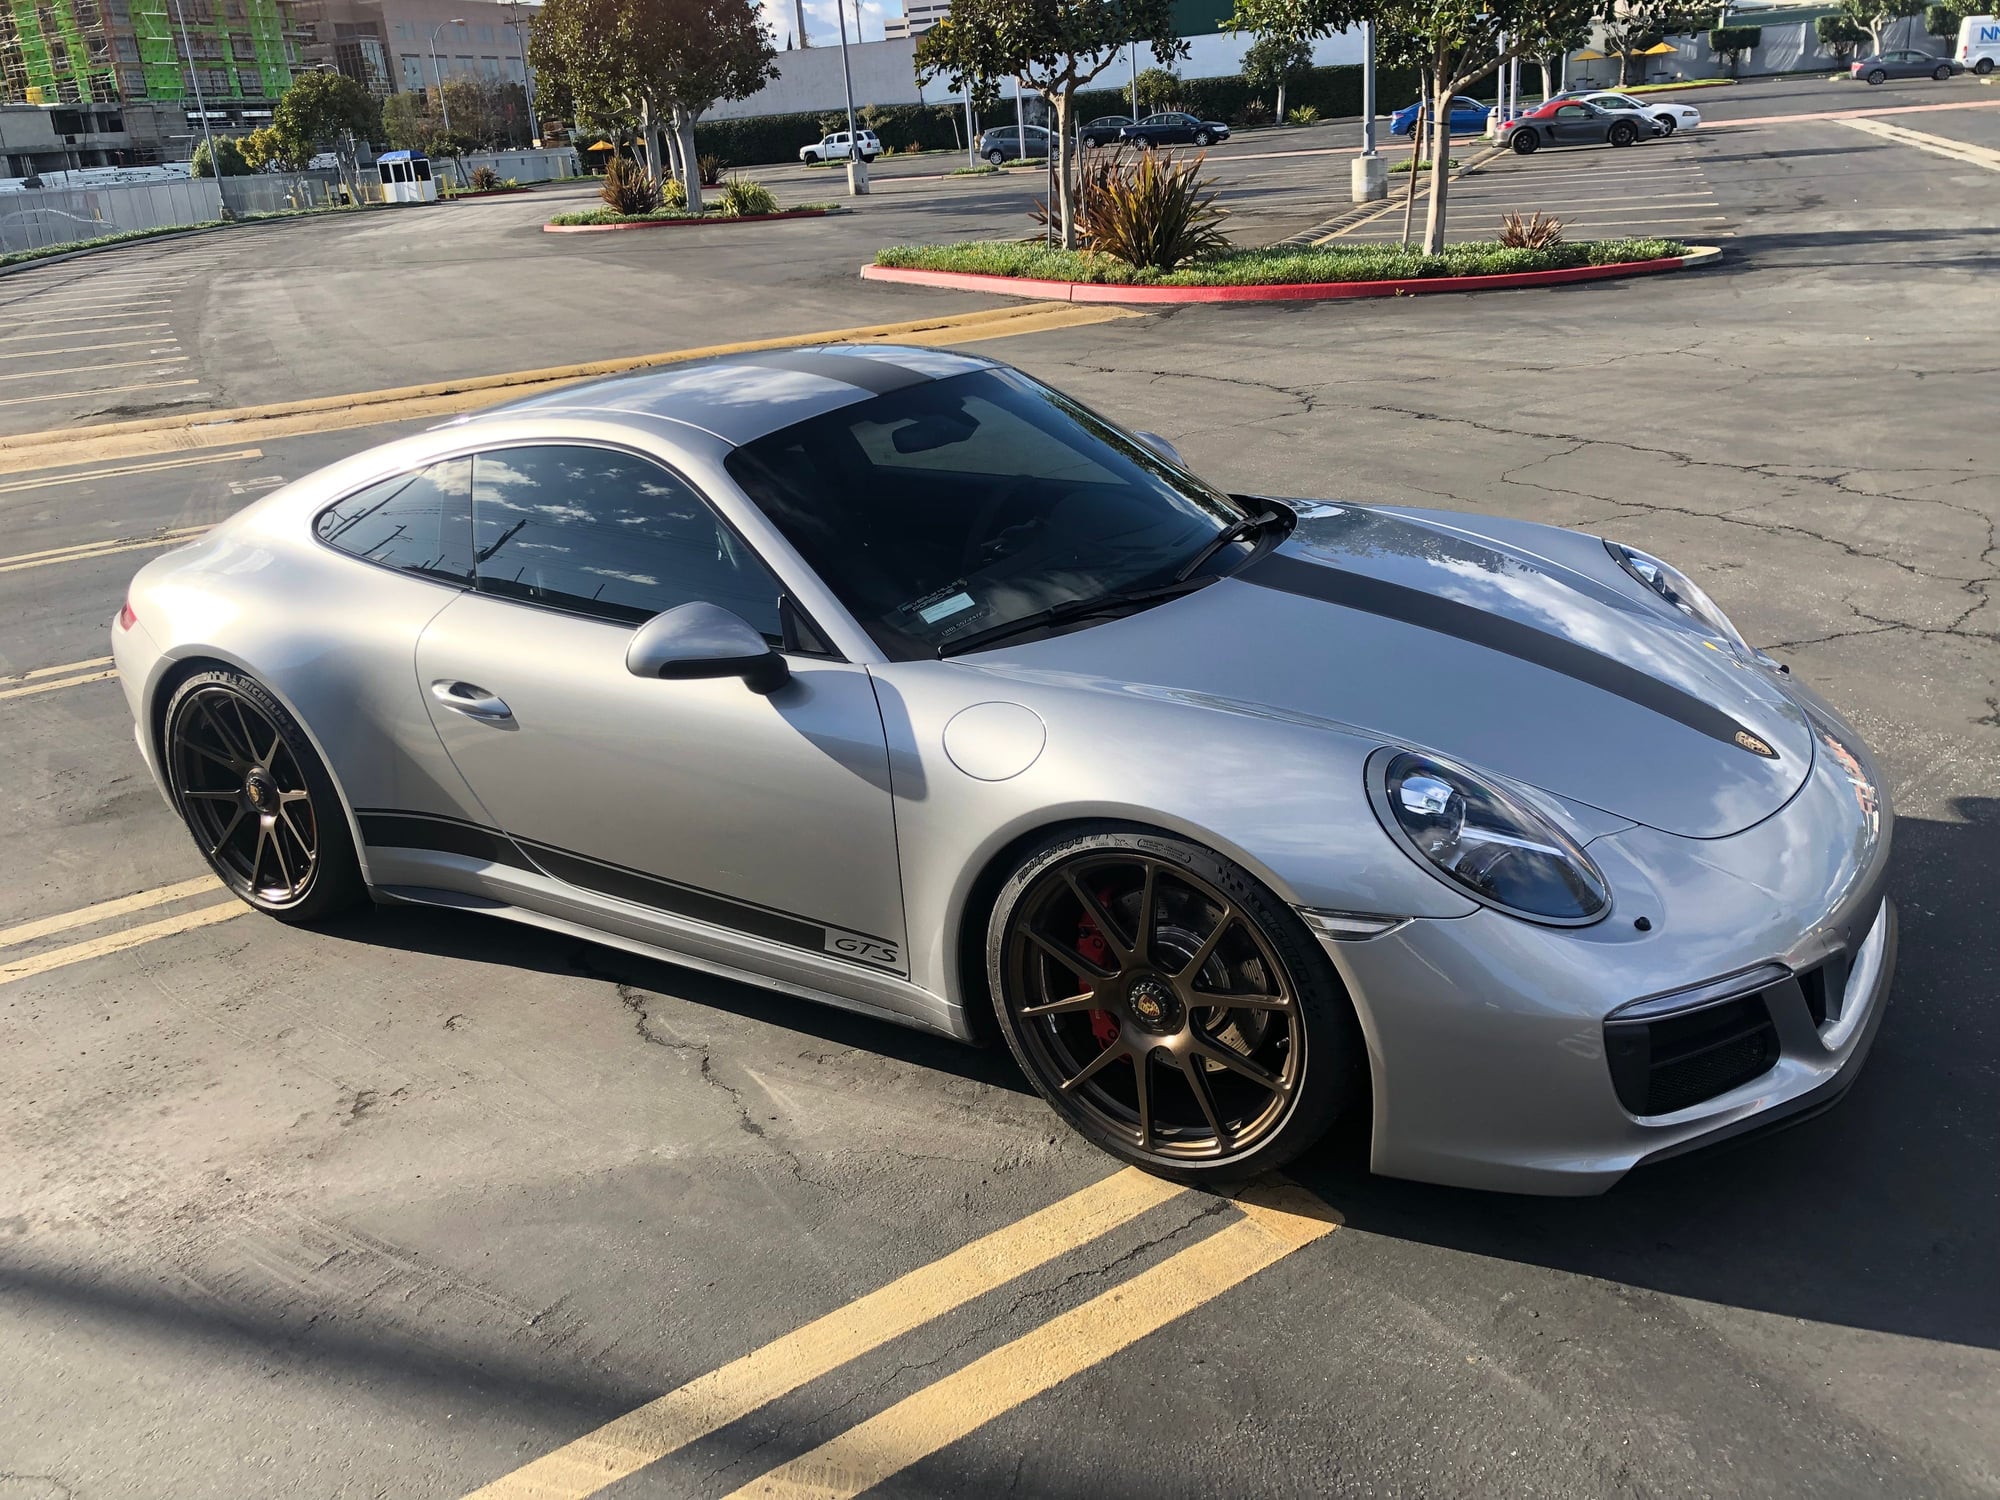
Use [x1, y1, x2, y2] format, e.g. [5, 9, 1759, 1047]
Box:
[543, 208, 831, 233]
[859, 245, 1721, 305]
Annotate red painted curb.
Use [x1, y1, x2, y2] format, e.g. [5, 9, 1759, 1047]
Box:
[860, 251, 1711, 303]
[544, 209, 831, 234]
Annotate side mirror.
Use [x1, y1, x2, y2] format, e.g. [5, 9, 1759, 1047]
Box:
[1134, 430, 1186, 469]
[626, 602, 790, 695]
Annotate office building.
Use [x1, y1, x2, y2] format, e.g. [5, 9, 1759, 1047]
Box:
[881, 0, 947, 40]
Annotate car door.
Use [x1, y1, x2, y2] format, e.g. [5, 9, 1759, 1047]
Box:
[1453, 97, 1485, 131]
[1548, 103, 1598, 144]
[413, 440, 909, 974]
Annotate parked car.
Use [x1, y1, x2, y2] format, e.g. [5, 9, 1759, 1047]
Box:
[799, 129, 880, 164]
[1851, 48, 1961, 81]
[1954, 13, 1999, 73]
[113, 344, 1896, 1193]
[1572, 89, 1702, 135]
[1118, 112, 1231, 148]
[1078, 115, 1134, 149]
[978, 124, 1053, 164]
[1390, 96, 1491, 136]
[1498, 99, 1654, 154]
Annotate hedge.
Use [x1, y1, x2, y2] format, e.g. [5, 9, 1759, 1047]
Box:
[693, 62, 1427, 168]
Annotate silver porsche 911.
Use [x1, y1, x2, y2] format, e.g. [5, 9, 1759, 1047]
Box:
[112, 345, 1895, 1194]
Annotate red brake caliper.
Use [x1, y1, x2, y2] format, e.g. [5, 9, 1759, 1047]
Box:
[1078, 896, 1119, 1048]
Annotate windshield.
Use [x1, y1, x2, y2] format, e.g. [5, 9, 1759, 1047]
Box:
[724, 367, 1250, 658]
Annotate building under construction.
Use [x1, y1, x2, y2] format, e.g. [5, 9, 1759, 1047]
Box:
[0, 0, 299, 158]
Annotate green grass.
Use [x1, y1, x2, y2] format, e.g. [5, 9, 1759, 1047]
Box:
[950, 163, 1002, 176]
[548, 204, 829, 226]
[874, 237, 1690, 286]
[1389, 157, 1460, 173]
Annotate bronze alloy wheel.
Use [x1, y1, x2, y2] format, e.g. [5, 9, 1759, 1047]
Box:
[992, 831, 1355, 1177]
[163, 670, 364, 922]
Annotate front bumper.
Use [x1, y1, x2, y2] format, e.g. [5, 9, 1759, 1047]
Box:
[1319, 702, 1895, 1195]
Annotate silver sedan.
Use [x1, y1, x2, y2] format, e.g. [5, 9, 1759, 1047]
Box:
[113, 346, 1895, 1193]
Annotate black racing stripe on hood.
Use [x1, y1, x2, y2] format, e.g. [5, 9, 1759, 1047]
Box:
[1243, 552, 1776, 756]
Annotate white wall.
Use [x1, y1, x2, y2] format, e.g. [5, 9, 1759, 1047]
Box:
[705, 27, 1370, 119]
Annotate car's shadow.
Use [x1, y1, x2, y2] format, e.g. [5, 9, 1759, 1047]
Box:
[331, 800, 1997, 1353]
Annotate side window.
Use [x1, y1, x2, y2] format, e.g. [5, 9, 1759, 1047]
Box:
[470, 445, 786, 642]
[1555, 104, 1586, 118]
[315, 458, 471, 583]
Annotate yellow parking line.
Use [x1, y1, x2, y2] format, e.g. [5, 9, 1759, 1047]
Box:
[0, 666, 117, 700]
[462, 1167, 1187, 1500]
[0, 525, 211, 573]
[0, 653, 114, 683]
[0, 378, 200, 409]
[0, 899, 247, 987]
[0, 303, 1137, 477]
[0, 448, 260, 497]
[721, 1182, 1339, 1500]
[0, 874, 220, 950]
[1838, 116, 2000, 171]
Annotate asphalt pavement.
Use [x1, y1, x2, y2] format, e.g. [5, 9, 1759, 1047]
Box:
[1, 71, 1996, 1500]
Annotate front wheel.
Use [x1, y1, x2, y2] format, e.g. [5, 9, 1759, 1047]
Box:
[1934, 64, 1952, 79]
[163, 669, 364, 924]
[1511, 128, 1540, 154]
[989, 828, 1360, 1182]
[1193, 130, 1213, 146]
[1656, 114, 1677, 135]
[1867, 68, 1886, 83]
[1609, 120, 1638, 146]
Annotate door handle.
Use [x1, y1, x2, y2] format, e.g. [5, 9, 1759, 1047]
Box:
[430, 679, 513, 722]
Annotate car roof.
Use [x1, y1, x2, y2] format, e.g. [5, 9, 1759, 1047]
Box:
[464, 343, 1000, 447]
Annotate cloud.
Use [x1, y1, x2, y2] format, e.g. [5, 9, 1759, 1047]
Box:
[762, 0, 898, 47]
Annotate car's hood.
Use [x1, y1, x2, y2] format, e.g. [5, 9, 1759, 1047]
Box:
[977, 504, 1813, 839]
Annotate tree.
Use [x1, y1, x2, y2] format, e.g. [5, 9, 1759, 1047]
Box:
[1597, 0, 1701, 84]
[238, 122, 312, 171]
[1924, 2, 1963, 42]
[190, 136, 249, 176]
[1815, 12, 1870, 60]
[532, 0, 774, 212]
[917, 0, 1186, 248]
[1240, 31, 1312, 121]
[1233, 0, 1596, 253]
[1839, 0, 1925, 53]
[1132, 65, 1183, 112]
[274, 68, 383, 149]
[1708, 24, 1760, 74]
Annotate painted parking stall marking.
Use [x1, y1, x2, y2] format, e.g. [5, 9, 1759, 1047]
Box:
[0, 524, 212, 574]
[719, 1181, 1339, 1500]
[0, 877, 244, 989]
[1836, 116, 2000, 170]
[0, 654, 117, 700]
[463, 1167, 1189, 1499]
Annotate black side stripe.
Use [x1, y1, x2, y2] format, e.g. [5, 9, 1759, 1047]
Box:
[1243, 552, 1775, 755]
[729, 348, 932, 396]
[356, 809, 903, 967]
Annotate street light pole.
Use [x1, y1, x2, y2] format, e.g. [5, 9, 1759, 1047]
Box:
[502, 5, 536, 146]
[170, 0, 221, 188]
[1361, 20, 1376, 154]
[428, 18, 464, 132]
[835, 0, 865, 192]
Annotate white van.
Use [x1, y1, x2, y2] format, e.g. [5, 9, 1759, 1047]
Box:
[1957, 14, 2000, 73]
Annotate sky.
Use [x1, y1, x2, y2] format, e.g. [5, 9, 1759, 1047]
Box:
[764, 0, 900, 48]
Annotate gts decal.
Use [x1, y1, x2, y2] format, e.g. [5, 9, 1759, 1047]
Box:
[826, 927, 902, 969]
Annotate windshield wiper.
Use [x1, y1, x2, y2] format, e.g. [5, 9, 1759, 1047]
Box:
[935, 577, 1213, 659]
[1172, 509, 1283, 583]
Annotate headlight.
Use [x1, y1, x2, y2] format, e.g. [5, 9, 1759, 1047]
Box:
[1371, 751, 1610, 925]
[1604, 540, 1751, 655]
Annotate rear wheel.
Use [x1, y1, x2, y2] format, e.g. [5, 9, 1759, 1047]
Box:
[986, 148, 1006, 165]
[1511, 128, 1540, 154]
[989, 828, 1360, 1183]
[163, 669, 364, 924]
[1867, 68, 1887, 83]
[1609, 120, 1639, 146]
[1978, 58, 1994, 74]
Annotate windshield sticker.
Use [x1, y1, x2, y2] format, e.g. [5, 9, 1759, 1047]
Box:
[916, 590, 977, 624]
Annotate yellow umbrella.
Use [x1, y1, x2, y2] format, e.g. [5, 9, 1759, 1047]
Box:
[1640, 41, 1680, 54]
[1571, 48, 1607, 59]
[587, 139, 616, 152]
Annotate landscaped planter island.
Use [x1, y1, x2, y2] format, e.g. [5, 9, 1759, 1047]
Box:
[862, 239, 1716, 304]
[546, 206, 835, 233]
